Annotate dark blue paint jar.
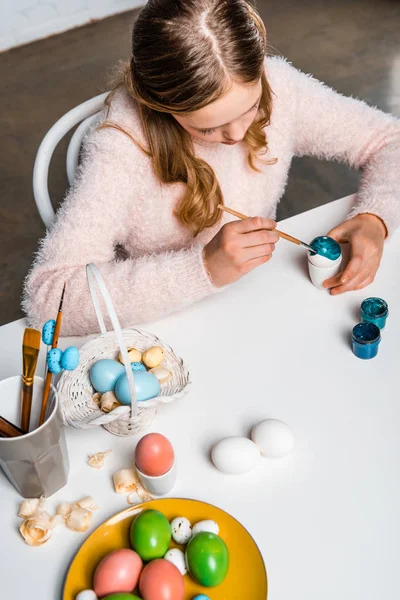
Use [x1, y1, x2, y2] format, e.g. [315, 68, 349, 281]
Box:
[352, 323, 381, 359]
[360, 297, 389, 330]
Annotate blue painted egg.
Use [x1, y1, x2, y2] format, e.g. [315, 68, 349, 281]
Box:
[47, 348, 63, 374]
[114, 370, 161, 405]
[131, 362, 146, 371]
[193, 595, 211, 600]
[42, 319, 56, 345]
[61, 346, 80, 371]
[89, 359, 125, 393]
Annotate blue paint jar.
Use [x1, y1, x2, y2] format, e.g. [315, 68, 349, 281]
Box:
[360, 297, 388, 330]
[352, 323, 381, 360]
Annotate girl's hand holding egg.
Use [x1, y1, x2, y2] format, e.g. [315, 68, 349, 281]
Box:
[324, 213, 386, 294]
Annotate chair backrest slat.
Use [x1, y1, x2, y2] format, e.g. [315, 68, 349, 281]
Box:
[33, 92, 109, 228]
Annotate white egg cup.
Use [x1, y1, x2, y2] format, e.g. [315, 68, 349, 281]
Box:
[308, 253, 342, 289]
[135, 459, 177, 497]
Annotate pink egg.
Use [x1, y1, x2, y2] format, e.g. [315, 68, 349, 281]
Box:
[93, 548, 143, 598]
[135, 433, 174, 477]
[139, 559, 184, 600]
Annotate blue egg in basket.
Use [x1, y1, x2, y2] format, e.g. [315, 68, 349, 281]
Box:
[61, 346, 80, 371]
[47, 348, 63, 374]
[89, 359, 125, 394]
[131, 362, 146, 371]
[114, 370, 161, 404]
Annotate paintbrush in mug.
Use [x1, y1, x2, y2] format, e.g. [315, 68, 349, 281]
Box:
[39, 283, 66, 426]
[21, 328, 41, 433]
[218, 204, 315, 253]
[0, 415, 24, 438]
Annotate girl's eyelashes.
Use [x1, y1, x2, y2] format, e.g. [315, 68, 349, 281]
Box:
[199, 101, 260, 135]
[200, 128, 217, 136]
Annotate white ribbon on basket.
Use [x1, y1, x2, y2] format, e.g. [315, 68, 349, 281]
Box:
[86, 263, 137, 418]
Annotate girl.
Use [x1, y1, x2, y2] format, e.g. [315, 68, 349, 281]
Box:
[24, 0, 400, 336]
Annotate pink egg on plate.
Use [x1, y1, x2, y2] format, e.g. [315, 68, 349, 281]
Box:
[93, 548, 143, 598]
[139, 559, 184, 600]
[135, 433, 174, 477]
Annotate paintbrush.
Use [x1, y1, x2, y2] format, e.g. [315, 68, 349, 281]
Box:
[21, 328, 41, 433]
[218, 204, 315, 253]
[0, 415, 24, 438]
[39, 283, 66, 426]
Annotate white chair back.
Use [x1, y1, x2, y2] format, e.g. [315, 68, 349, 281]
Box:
[33, 92, 109, 228]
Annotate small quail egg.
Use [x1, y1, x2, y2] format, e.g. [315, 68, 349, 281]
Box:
[164, 548, 187, 575]
[76, 591, 98, 600]
[47, 348, 63, 374]
[42, 319, 56, 345]
[192, 519, 219, 537]
[170, 516, 192, 544]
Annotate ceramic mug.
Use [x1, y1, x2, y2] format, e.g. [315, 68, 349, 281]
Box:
[0, 376, 69, 497]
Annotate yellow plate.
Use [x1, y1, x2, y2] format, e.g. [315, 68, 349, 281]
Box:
[64, 498, 267, 600]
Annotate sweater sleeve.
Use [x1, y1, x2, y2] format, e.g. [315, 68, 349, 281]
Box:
[23, 126, 215, 336]
[277, 59, 400, 234]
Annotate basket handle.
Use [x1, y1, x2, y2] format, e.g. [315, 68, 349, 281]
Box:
[86, 263, 137, 418]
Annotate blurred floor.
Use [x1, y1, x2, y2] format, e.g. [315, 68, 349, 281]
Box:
[0, 0, 399, 324]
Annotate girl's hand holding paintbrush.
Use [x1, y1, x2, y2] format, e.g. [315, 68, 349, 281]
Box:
[204, 216, 280, 287]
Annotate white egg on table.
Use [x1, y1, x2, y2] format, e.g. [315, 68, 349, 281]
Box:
[170, 516, 192, 544]
[192, 519, 219, 537]
[251, 419, 294, 458]
[76, 591, 98, 600]
[211, 437, 261, 474]
[164, 547, 187, 575]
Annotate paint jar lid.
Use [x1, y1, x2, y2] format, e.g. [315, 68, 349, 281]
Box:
[360, 297, 388, 318]
[352, 322, 381, 345]
[308, 236, 342, 267]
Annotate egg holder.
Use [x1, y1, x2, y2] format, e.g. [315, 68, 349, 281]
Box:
[57, 264, 191, 437]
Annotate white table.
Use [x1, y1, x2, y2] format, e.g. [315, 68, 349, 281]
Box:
[1, 195, 399, 600]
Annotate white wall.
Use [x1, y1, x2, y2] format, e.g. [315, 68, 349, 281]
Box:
[0, 0, 144, 52]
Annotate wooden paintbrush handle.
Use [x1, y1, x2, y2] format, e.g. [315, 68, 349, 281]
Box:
[21, 385, 33, 433]
[218, 204, 303, 246]
[0, 415, 24, 438]
[39, 370, 52, 426]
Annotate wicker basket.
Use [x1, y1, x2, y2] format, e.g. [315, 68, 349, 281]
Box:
[57, 264, 190, 436]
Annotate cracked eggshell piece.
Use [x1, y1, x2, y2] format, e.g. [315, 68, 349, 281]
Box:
[251, 419, 295, 458]
[192, 519, 219, 537]
[164, 548, 187, 575]
[66, 507, 93, 532]
[18, 498, 40, 519]
[88, 450, 112, 470]
[170, 517, 192, 544]
[75, 496, 99, 511]
[100, 391, 121, 413]
[19, 511, 53, 546]
[113, 468, 139, 494]
[142, 346, 165, 369]
[150, 366, 172, 383]
[56, 502, 72, 518]
[211, 436, 261, 474]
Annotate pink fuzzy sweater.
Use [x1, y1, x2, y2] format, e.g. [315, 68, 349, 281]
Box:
[24, 57, 400, 336]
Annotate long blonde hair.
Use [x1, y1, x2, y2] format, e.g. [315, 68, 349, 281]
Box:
[100, 0, 276, 235]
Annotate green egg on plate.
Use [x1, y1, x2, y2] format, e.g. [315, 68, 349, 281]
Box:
[130, 509, 171, 561]
[186, 532, 229, 587]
